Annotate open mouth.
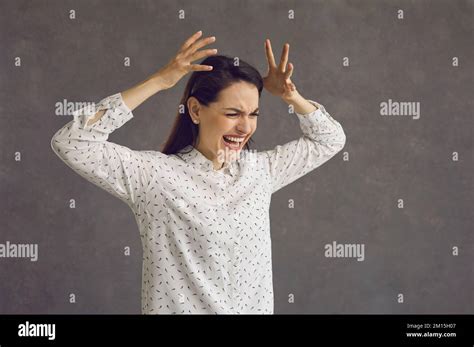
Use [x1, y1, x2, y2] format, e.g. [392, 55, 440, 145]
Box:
[222, 135, 245, 150]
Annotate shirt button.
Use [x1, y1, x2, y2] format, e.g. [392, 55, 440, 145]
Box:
[176, 198, 186, 208]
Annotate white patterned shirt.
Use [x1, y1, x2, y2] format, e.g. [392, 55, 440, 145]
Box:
[51, 92, 346, 314]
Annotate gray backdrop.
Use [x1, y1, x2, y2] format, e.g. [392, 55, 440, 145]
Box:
[0, 0, 472, 314]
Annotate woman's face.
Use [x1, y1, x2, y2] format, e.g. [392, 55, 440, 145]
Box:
[187, 81, 259, 165]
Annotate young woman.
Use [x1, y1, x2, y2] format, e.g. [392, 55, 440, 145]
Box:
[51, 30, 346, 314]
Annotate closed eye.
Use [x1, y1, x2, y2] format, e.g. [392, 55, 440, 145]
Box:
[225, 113, 260, 117]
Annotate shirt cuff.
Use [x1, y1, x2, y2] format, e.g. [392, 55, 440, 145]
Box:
[74, 92, 133, 132]
[295, 99, 325, 126]
[295, 99, 342, 133]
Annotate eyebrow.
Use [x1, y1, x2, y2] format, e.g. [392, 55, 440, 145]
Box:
[223, 107, 259, 113]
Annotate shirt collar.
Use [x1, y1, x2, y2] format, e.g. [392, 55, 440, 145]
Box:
[176, 145, 240, 176]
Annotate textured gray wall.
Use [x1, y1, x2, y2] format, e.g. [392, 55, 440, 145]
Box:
[0, 0, 472, 314]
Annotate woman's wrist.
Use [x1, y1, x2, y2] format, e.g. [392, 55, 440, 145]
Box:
[120, 74, 165, 112]
[281, 92, 318, 115]
[281, 90, 300, 103]
[146, 73, 168, 93]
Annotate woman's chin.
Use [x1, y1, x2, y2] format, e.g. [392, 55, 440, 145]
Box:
[220, 138, 243, 155]
[218, 140, 243, 162]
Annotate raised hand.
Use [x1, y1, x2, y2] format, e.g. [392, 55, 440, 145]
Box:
[153, 30, 218, 90]
[263, 39, 297, 100]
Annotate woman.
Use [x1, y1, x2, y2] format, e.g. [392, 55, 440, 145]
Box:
[51, 30, 346, 314]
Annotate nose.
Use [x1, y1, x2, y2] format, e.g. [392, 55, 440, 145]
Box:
[236, 115, 253, 134]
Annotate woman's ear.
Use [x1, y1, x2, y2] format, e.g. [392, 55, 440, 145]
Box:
[187, 97, 201, 124]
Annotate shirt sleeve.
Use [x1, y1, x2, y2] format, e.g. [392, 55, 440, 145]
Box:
[259, 99, 346, 194]
[50, 92, 155, 207]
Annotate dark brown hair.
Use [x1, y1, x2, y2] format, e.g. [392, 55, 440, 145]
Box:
[161, 54, 263, 155]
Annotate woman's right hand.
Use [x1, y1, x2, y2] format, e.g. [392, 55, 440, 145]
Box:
[152, 31, 218, 90]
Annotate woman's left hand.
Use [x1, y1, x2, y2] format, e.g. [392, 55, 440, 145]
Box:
[263, 39, 297, 100]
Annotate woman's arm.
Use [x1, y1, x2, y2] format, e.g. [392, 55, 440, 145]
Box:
[51, 92, 158, 207]
[51, 30, 218, 206]
[259, 92, 346, 194]
[282, 90, 318, 115]
[259, 39, 346, 193]
[86, 75, 165, 127]
[87, 30, 218, 126]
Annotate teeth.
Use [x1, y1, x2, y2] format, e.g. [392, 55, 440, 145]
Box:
[223, 135, 244, 142]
